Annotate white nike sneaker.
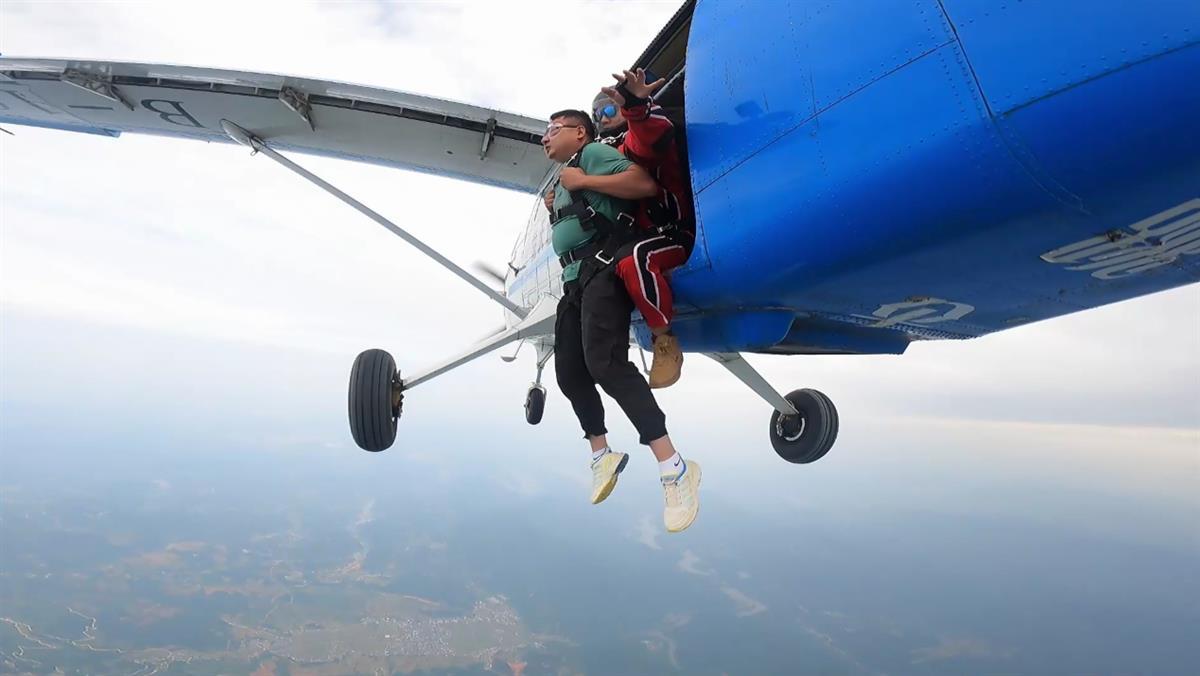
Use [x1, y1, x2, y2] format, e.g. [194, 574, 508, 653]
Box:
[591, 451, 629, 504]
[661, 460, 702, 533]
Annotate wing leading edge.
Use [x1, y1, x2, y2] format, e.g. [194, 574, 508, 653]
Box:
[0, 57, 553, 193]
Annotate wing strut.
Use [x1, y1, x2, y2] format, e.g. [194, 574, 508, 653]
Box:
[219, 119, 527, 318]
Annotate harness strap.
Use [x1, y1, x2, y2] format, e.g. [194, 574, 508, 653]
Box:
[554, 142, 640, 268]
[552, 200, 594, 224]
[557, 232, 625, 268]
[558, 239, 605, 268]
[555, 209, 637, 269]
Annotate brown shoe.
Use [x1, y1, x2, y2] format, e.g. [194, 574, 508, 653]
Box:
[649, 334, 683, 389]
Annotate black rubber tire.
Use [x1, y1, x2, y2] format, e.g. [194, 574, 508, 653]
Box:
[769, 388, 839, 464]
[348, 349, 400, 452]
[525, 386, 546, 425]
[802, 389, 839, 464]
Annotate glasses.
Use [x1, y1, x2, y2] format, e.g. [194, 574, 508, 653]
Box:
[543, 122, 583, 139]
[593, 103, 618, 123]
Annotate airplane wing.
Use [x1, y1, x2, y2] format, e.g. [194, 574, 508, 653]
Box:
[0, 57, 553, 193]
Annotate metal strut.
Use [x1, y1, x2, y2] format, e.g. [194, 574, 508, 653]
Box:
[533, 343, 553, 386]
[219, 120, 526, 318]
[61, 69, 134, 111]
[705, 352, 799, 416]
[480, 116, 496, 159]
[278, 87, 315, 131]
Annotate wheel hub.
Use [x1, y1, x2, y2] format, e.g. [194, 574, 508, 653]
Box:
[775, 412, 805, 442]
[390, 374, 404, 418]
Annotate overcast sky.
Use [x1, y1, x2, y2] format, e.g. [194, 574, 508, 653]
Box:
[1, 1, 1197, 510]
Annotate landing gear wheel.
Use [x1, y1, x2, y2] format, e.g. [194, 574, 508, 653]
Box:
[348, 349, 402, 452]
[525, 385, 546, 425]
[769, 388, 839, 464]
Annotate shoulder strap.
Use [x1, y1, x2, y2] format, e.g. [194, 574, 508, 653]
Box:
[555, 143, 595, 223]
[565, 142, 592, 170]
[552, 142, 636, 239]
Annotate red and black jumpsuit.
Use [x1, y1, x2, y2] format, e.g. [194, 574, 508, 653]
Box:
[603, 101, 695, 332]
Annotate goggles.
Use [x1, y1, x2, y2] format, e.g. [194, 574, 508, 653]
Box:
[593, 103, 618, 124]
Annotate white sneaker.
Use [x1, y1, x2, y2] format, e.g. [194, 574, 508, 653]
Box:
[661, 460, 702, 533]
[591, 451, 629, 504]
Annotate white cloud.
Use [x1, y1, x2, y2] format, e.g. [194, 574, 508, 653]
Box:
[720, 585, 767, 617]
[677, 549, 713, 576]
[499, 469, 544, 499]
[634, 514, 661, 550]
[911, 637, 1011, 664]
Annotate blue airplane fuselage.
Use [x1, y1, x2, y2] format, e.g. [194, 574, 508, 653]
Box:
[660, 0, 1199, 355]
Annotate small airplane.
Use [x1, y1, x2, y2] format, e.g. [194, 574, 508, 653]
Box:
[2, 1, 1197, 464]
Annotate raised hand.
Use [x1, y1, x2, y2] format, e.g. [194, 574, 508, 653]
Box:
[601, 68, 666, 105]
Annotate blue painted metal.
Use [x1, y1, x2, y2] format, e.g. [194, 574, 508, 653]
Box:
[634, 309, 796, 354]
[940, 0, 1200, 115]
[654, 0, 1200, 355]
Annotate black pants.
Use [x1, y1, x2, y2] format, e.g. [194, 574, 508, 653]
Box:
[554, 258, 668, 445]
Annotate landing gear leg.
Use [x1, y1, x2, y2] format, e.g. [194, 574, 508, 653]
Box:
[525, 345, 553, 425]
[706, 352, 839, 464]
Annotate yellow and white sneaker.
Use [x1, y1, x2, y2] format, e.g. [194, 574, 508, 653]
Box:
[590, 451, 629, 504]
[661, 460, 702, 533]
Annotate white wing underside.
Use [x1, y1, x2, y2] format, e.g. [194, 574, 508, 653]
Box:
[0, 57, 553, 192]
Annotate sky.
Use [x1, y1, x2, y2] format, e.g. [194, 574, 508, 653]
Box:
[1, 1, 1198, 525]
[1, 6, 1198, 673]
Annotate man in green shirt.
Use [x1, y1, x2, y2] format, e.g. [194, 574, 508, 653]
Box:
[543, 109, 702, 533]
[548, 136, 634, 284]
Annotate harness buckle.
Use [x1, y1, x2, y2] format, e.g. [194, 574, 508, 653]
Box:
[616, 212, 635, 228]
[594, 250, 614, 265]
